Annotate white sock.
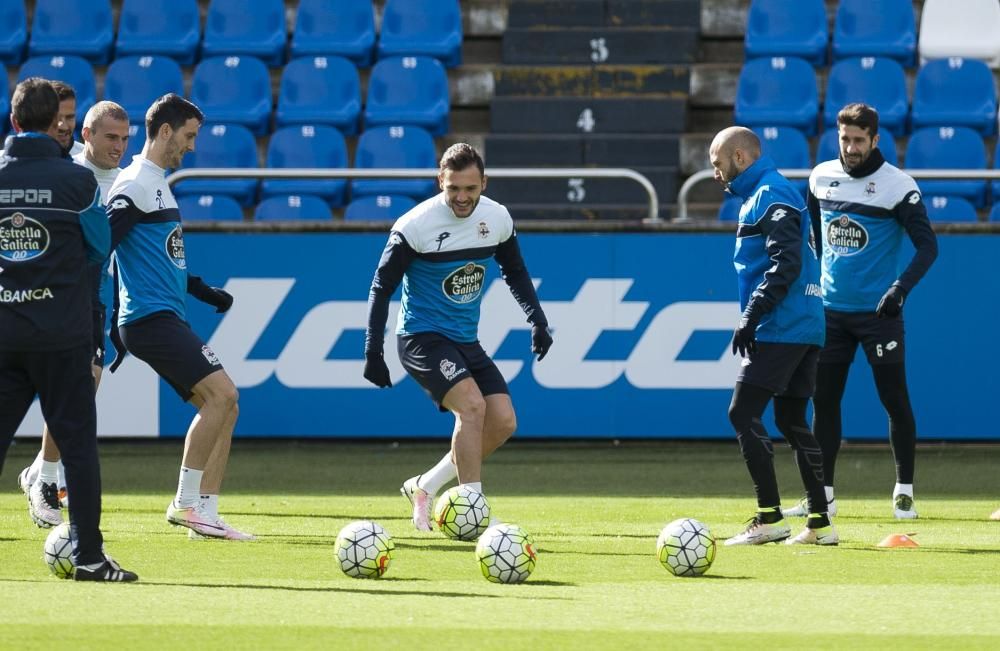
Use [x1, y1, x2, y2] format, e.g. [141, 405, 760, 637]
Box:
[461, 481, 483, 493]
[200, 494, 220, 519]
[893, 483, 913, 498]
[174, 466, 204, 508]
[57, 461, 66, 489]
[38, 460, 60, 485]
[825, 486, 835, 502]
[416, 453, 458, 495]
[27, 450, 44, 484]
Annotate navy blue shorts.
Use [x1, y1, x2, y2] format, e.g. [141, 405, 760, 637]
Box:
[820, 309, 905, 366]
[737, 342, 820, 398]
[397, 332, 509, 410]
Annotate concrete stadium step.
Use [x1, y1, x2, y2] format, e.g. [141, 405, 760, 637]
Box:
[507, 0, 700, 28]
[487, 166, 677, 205]
[491, 97, 686, 134]
[485, 134, 680, 167]
[494, 65, 688, 97]
[502, 27, 697, 65]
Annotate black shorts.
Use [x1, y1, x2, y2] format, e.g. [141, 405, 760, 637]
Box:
[397, 332, 509, 410]
[737, 342, 820, 398]
[119, 311, 223, 401]
[819, 309, 905, 366]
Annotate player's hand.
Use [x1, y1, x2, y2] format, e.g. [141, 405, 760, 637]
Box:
[187, 276, 233, 313]
[363, 349, 392, 388]
[876, 285, 906, 319]
[531, 323, 553, 361]
[731, 317, 758, 358]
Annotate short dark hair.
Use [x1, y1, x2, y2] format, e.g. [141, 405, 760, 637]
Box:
[11, 77, 59, 132]
[50, 81, 76, 102]
[439, 142, 485, 176]
[145, 93, 204, 140]
[837, 103, 879, 137]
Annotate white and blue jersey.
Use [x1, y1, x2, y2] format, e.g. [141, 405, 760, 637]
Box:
[74, 150, 122, 310]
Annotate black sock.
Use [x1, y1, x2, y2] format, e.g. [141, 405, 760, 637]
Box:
[775, 396, 828, 513]
[729, 382, 780, 509]
[813, 362, 850, 487]
[807, 513, 831, 529]
[873, 363, 916, 484]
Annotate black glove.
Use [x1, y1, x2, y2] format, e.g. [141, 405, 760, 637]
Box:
[731, 316, 758, 358]
[187, 275, 233, 313]
[363, 349, 392, 388]
[531, 323, 553, 361]
[876, 285, 906, 319]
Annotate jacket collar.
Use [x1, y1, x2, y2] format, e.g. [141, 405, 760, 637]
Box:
[727, 156, 776, 199]
[3, 132, 63, 158]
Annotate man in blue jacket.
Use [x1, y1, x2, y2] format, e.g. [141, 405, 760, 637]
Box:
[709, 126, 835, 546]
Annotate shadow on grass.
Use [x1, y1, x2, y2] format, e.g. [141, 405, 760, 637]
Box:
[843, 546, 1000, 556]
[137, 580, 574, 600]
[541, 549, 650, 558]
[395, 542, 475, 553]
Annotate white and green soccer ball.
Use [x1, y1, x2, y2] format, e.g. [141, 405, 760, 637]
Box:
[334, 520, 394, 579]
[475, 523, 537, 584]
[44, 522, 74, 579]
[433, 485, 490, 541]
[656, 517, 716, 577]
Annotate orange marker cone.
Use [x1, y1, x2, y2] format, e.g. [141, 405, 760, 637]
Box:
[878, 533, 919, 548]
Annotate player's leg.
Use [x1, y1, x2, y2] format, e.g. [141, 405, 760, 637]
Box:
[0, 352, 40, 492]
[482, 393, 516, 458]
[441, 377, 487, 487]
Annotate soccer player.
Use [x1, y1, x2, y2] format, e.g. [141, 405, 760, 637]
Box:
[784, 103, 937, 520]
[49, 81, 85, 157]
[708, 127, 836, 546]
[0, 78, 136, 581]
[106, 93, 251, 541]
[363, 143, 553, 531]
[17, 101, 130, 527]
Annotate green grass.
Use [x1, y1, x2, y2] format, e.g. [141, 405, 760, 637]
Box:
[2, 440, 999, 650]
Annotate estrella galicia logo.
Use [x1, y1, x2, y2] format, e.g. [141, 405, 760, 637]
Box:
[164, 224, 187, 270]
[826, 214, 868, 256]
[442, 262, 486, 304]
[0, 212, 50, 262]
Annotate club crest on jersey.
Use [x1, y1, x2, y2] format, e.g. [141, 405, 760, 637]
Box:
[439, 358, 464, 380]
[442, 262, 486, 304]
[478, 221, 490, 239]
[0, 212, 50, 262]
[165, 224, 187, 269]
[864, 181, 876, 196]
[827, 215, 868, 256]
[201, 345, 220, 366]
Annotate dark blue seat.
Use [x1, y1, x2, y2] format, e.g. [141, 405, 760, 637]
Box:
[718, 196, 743, 222]
[0, 80, 9, 136]
[924, 196, 979, 222]
[190, 56, 272, 136]
[275, 56, 361, 135]
[833, 0, 916, 66]
[0, 0, 27, 66]
[989, 202, 1000, 222]
[202, 0, 286, 67]
[378, 0, 463, 68]
[351, 126, 438, 200]
[291, 0, 375, 67]
[744, 0, 828, 66]
[261, 125, 349, 207]
[122, 123, 145, 163]
[734, 57, 819, 136]
[104, 56, 184, 124]
[817, 127, 898, 167]
[177, 194, 245, 221]
[30, 0, 113, 65]
[344, 194, 418, 221]
[18, 56, 96, 124]
[254, 195, 333, 220]
[364, 56, 450, 136]
[753, 127, 811, 196]
[992, 140, 1000, 203]
[173, 124, 259, 206]
[905, 126, 988, 208]
[823, 57, 908, 137]
[116, 0, 200, 65]
[911, 58, 998, 136]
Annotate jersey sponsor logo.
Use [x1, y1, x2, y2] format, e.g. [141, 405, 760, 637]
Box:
[164, 224, 187, 270]
[442, 262, 486, 304]
[435, 231, 451, 251]
[907, 191, 921, 205]
[886, 340, 898, 351]
[0, 287, 54, 303]
[109, 198, 129, 211]
[439, 358, 464, 380]
[0, 188, 52, 204]
[0, 213, 50, 262]
[201, 344, 220, 366]
[805, 283, 823, 297]
[770, 208, 787, 221]
[827, 215, 869, 256]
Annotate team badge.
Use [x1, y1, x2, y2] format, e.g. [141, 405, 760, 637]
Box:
[864, 181, 876, 196]
[439, 358, 465, 380]
[478, 221, 490, 239]
[201, 345, 220, 366]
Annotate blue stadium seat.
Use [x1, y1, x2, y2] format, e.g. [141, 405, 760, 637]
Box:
[378, 0, 463, 68]
[254, 195, 333, 221]
[344, 194, 418, 221]
[275, 56, 361, 135]
[122, 123, 145, 164]
[905, 127, 988, 208]
[261, 125, 349, 207]
[0, 0, 27, 66]
[734, 57, 819, 136]
[911, 58, 998, 137]
[992, 140, 1000, 204]
[990, 203, 1000, 222]
[116, 0, 200, 65]
[104, 56, 184, 124]
[0, 79, 9, 136]
[753, 127, 810, 196]
[718, 196, 743, 222]
[833, 0, 916, 66]
[744, 0, 828, 66]
[173, 124, 259, 206]
[29, 0, 113, 65]
[817, 127, 898, 167]
[351, 126, 438, 200]
[202, 0, 286, 67]
[364, 56, 450, 136]
[924, 196, 979, 222]
[291, 0, 376, 67]
[18, 56, 96, 125]
[190, 56, 272, 136]
[177, 195, 245, 221]
[823, 57, 908, 137]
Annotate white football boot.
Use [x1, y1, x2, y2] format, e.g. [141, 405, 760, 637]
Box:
[401, 476, 433, 531]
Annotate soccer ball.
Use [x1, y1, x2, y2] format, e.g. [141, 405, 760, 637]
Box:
[334, 521, 394, 579]
[475, 523, 537, 584]
[43, 522, 74, 579]
[433, 485, 490, 541]
[656, 518, 716, 577]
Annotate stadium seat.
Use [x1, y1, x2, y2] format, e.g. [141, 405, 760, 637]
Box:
[261, 125, 349, 207]
[202, 0, 286, 67]
[351, 126, 438, 200]
[990, 203, 1000, 222]
[918, 0, 1000, 67]
[343, 194, 418, 221]
[734, 57, 819, 136]
[104, 56, 184, 124]
[832, 0, 916, 66]
[823, 57, 908, 137]
[364, 56, 450, 136]
[744, 0, 828, 66]
[115, 0, 200, 65]
[275, 56, 361, 135]
[992, 140, 1000, 204]
[911, 58, 998, 136]
[290, 0, 376, 67]
[122, 123, 145, 163]
[377, 0, 463, 68]
[0, 0, 27, 66]
[923, 196, 979, 222]
[0, 79, 8, 136]
[718, 196, 743, 222]
[177, 195, 245, 221]
[18, 56, 96, 125]
[190, 56, 272, 136]
[753, 127, 810, 196]
[254, 195, 333, 221]
[816, 127, 898, 167]
[173, 124, 259, 206]
[905, 126, 988, 208]
[30, 0, 113, 65]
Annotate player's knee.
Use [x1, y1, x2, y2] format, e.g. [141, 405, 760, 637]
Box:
[456, 394, 487, 426]
[728, 401, 749, 432]
[497, 410, 517, 440]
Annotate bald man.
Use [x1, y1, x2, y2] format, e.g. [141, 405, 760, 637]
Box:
[709, 127, 835, 546]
